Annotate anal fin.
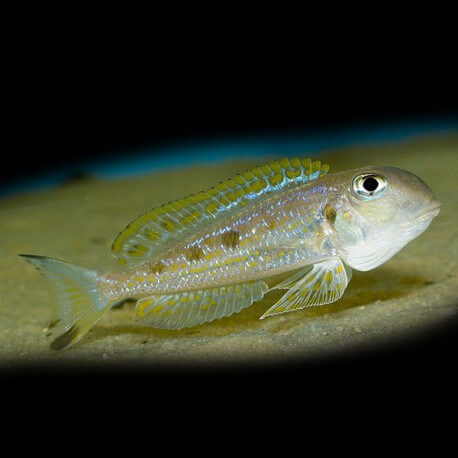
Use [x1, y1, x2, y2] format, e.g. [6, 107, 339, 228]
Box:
[135, 281, 269, 329]
[260, 258, 351, 319]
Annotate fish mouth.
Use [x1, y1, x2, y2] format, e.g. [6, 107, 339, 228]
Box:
[400, 204, 440, 233]
[415, 205, 441, 224]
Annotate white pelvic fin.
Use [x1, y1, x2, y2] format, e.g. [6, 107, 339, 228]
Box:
[260, 258, 351, 319]
[135, 281, 269, 329]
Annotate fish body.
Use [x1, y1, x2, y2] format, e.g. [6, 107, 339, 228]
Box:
[21, 158, 440, 349]
[102, 179, 332, 298]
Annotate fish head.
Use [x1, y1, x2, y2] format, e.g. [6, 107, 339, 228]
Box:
[327, 166, 440, 271]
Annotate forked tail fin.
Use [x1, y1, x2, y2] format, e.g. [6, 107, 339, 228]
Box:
[20, 254, 109, 350]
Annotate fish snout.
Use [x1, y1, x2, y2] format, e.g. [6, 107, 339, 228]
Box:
[423, 189, 441, 214]
[404, 173, 441, 220]
[411, 193, 441, 225]
[424, 197, 441, 217]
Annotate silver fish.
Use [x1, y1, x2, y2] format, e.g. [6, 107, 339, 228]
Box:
[21, 158, 440, 349]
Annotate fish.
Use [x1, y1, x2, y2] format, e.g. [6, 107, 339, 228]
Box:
[20, 157, 441, 350]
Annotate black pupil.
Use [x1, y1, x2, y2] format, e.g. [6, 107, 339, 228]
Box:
[363, 177, 378, 192]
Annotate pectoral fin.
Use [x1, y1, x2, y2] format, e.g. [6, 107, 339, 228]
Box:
[260, 258, 351, 319]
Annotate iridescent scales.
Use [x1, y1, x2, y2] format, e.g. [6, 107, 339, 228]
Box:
[111, 158, 329, 267]
[97, 157, 336, 329]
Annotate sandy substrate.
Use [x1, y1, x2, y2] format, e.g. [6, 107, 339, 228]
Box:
[0, 134, 457, 368]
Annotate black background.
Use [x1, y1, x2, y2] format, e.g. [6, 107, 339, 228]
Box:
[7, 69, 458, 191]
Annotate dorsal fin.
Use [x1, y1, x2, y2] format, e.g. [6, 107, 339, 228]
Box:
[111, 157, 329, 266]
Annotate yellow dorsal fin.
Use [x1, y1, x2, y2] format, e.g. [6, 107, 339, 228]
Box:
[112, 157, 329, 266]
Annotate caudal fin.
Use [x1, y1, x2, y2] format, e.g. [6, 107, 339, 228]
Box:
[20, 254, 109, 350]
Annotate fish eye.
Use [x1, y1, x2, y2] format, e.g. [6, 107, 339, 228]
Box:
[352, 174, 387, 199]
